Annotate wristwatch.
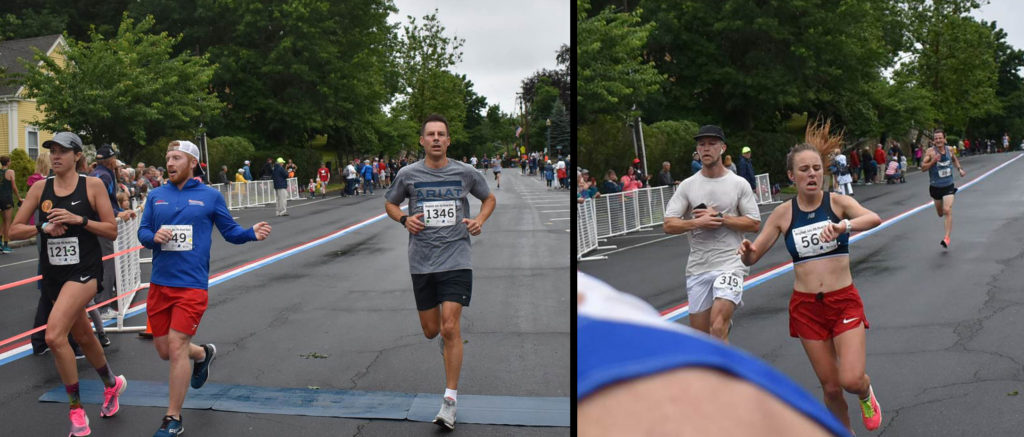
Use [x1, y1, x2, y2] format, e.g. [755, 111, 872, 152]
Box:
[400, 215, 408, 226]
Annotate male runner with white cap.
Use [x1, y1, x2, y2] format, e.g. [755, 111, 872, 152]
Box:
[139, 140, 271, 436]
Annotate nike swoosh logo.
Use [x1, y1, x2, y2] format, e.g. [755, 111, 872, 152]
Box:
[79, 276, 90, 281]
[843, 317, 859, 324]
[71, 201, 81, 205]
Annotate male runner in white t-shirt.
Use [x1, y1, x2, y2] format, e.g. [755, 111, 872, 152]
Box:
[663, 125, 761, 343]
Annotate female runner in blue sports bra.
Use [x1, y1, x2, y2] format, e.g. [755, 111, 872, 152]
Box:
[737, 120, 884, 435]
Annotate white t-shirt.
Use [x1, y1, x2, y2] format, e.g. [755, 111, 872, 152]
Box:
[664, 170, 760, 276]
[345, 164, 357, 180]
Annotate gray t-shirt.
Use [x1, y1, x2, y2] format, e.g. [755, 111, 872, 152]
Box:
[664, 171, 760, 276]
[386, 159, 491, 274]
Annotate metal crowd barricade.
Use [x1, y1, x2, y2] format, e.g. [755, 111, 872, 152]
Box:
[107, 212, 147, 333]
[209, 178, 299, 210]
[577, 185, 675, 260]
[576, 198, 599, 260]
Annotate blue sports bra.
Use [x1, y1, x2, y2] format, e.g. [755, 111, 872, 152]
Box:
[784, 194, 849, 264]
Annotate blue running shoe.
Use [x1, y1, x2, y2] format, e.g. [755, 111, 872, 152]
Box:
[190, 344, 216, 389]
[153, 415, 183, 437]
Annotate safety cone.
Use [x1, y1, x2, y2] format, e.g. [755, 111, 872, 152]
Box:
[139, 317, 153, 339]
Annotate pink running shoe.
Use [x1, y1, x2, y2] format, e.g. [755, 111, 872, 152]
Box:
[69, 407, 91, 436]
[100, 375, 127, 418]
[859, 385, 882, 431]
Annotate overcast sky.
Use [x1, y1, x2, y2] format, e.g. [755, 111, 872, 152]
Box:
[389, 0, 569, 117]
[971, 0, 1024, 56]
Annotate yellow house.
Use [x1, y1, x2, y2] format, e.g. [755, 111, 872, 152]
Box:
[0, 34, 67, 159]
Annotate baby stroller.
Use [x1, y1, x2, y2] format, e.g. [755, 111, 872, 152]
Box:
[884, 157, 905, 184]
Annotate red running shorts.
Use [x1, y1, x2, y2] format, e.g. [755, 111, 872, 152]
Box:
[147, 284, 208, 337]
[789, 283, 869, 341]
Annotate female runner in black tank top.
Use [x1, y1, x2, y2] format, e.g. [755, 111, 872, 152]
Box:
[9, 139, 127, 434]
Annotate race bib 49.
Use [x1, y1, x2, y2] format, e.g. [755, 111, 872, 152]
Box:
[161, 225, 194, 251]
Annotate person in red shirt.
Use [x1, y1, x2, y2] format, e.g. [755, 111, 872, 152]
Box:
[316, 163, 330, 197]
[873, 144, 886, 183]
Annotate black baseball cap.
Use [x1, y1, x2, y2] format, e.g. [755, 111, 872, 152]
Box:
[694, 125, 726, 142]
[95, 144, 118, 160]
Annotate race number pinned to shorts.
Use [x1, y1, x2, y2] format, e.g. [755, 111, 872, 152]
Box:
[791, 221, 838, 258]
[47, 237, 80, 265]
[423, 200, 457, 227]
[713, 272, 743, 297]
[937, 167, 952, 178]
[161, 225, 193, 251]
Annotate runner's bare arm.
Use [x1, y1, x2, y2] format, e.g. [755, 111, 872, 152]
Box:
[462, 192, 496, 236]
[822, 194, 881, 243]
[7, 169, 21, 202]
[664, 210, 723, 233]
[920, 148, 937, 171]
[738, 201, 789, 266]
[386, 200, 424, 235]
[951, 153, 966, 177]
[723, 214, 760, 233]
[8, 181, 44, 240]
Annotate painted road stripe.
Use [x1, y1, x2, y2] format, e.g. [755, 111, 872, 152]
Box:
[0, 207, 407, 368]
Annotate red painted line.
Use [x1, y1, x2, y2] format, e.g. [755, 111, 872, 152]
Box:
[0, 245, 143, 293]
[0, 285, 149, 349]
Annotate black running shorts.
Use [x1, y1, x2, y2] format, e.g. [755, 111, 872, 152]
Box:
[411, 269, 472, 311]
[929, 184, 957, 200]
[41, 262, 104, 302]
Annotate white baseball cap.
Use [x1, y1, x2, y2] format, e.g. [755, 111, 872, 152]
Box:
[169, 140, 204, 175]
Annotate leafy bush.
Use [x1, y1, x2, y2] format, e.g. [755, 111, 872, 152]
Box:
[9, 148, 34, 196]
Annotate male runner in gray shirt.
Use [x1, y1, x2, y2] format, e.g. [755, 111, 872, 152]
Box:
[385, 113, 496, 430]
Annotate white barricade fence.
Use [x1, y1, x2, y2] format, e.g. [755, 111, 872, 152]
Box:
[755, 173, 773, 204]
[286, 177, 301, 200]
[107, 212, 147, 333]
[210, 178, 299, 210]
[576, 199, 599, 260]
[577, 185, 675, 260]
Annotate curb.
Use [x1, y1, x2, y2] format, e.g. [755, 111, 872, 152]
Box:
[7, 237, 35, 249]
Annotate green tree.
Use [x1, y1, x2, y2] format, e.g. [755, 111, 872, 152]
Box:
[19, 15, 223, 163]
[577, 0, 662, 124]
[900, 0, 999, 133]
[393, 10, 467, 146]
[548, 103, 570, 156]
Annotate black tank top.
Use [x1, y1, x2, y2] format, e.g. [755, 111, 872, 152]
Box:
[38, 175, 102, 273]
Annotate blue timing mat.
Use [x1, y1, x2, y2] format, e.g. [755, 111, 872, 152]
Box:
[40, 380, 569, 427]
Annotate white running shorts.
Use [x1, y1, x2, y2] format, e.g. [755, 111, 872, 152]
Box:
[686, 270, 744, 314]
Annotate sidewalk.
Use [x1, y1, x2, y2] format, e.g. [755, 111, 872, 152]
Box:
[6, 237, 35, 249]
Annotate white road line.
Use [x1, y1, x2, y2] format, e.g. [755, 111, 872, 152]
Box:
[551, 218, 569, 221]
[0, 258, 35, 268]
[540, 210, 569, 213]
[593, 234, 682, 256]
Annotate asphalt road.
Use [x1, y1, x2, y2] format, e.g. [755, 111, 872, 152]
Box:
[0, 169, 570, 436]
[579, 152, 1024, 436]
